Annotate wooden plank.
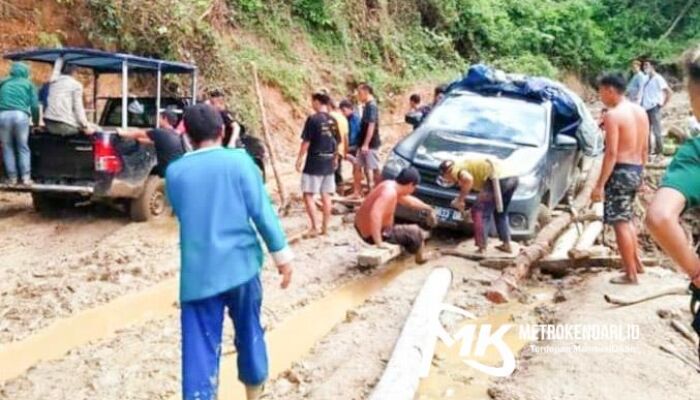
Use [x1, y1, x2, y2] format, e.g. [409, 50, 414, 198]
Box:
[358, 245, 403, 268]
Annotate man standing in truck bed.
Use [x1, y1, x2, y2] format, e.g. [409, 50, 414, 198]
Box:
[43, 64, 93, 136]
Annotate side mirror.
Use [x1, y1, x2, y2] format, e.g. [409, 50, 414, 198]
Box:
[554, 134, 577, 148]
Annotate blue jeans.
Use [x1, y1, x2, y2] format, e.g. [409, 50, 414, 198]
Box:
[0, 110, 31, 180]
[181, 275, 268, 400]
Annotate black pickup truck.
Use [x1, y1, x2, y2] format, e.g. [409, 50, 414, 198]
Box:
[0, 48, 198, 221]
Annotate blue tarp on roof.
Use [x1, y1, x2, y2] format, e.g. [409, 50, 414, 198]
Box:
[446, 64, 579, 137]
[446, 64, 603, 156]
[3, 48, 196, 74]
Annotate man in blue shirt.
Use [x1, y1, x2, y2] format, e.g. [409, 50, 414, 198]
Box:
[339, 99, 360, 152]
[166, 104, 293, 400]
[626, 59, 647, 104]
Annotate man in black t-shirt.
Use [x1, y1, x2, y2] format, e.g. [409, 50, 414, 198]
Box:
[353, 83, 381, 197]
[117, 109, 186, 177]
[209, 89, 266, 181]
[295, 91, 339, 236]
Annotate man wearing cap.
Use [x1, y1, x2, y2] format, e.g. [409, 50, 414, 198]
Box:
[165, 103, 293, 400]
[116, 107, 186, 177]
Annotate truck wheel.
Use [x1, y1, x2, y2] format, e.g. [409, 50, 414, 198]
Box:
[130, 176, 167, 222]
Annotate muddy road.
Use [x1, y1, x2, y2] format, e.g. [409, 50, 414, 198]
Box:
[2, 91, 700, 399]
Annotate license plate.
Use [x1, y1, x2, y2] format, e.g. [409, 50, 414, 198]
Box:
[435, 206, 463, 222]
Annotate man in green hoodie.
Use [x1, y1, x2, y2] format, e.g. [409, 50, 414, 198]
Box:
[0, 62, 39, 185]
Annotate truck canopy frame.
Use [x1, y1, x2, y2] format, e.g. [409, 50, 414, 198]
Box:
[4, 47, 197, 129]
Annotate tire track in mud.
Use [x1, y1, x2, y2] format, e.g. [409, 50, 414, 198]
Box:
[0, 225, 372, 400]
[0, 194, 178, 343]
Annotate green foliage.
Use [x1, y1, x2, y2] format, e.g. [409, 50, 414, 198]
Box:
[75, 0, 700, 131]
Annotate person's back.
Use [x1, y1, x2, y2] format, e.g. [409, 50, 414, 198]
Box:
[44, 72, 89, 133]
[167, 147, 280, 301]
[0, 62, 39, 121]
[608, 101, 649, 165]
[355, 180, 397, 237]
[147, 127, 185, 177]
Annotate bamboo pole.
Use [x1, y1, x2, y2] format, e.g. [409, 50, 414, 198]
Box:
[250, 62, 289, 214]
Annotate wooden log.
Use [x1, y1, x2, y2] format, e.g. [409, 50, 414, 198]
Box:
[485, 158, 603, 303]
[251, 63, 289, 214]
[369, 267, 453, 400]
[568, 203, 604, 259]
[547, 224, 580, 259]
[603, 284, 688, 306]
[568, 245, 611, 260]
[358, 245, 402, 268]
[538, 256, 657, 275]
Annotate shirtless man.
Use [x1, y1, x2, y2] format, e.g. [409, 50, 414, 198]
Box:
[354, 167, 437, 263]
[592, 73, 649, 284]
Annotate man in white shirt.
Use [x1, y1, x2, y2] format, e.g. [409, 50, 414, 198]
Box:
[640, 59, 672, 155]
[43, 64, 93, 136]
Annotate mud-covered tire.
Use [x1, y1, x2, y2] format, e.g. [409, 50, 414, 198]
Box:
[130, 176, 167, 222]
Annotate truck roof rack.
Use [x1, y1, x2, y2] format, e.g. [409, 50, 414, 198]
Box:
[4, 47, 196, 74]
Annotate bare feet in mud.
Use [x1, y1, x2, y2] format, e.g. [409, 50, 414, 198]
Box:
[303, 228, 319, 239]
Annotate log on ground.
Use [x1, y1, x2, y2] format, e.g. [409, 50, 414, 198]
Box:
[485, 158, 603, 304]
[369, 267, 453, 400]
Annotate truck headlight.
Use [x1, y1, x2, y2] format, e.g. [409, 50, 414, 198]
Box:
[514, 173, 540, 198]
[383, 151, 411, 178]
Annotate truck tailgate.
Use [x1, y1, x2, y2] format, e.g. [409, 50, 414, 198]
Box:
[29, 133, 94, 182]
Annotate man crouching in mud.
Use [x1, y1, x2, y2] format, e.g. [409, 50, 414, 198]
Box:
[354, 167, 437, 263]
[593, 72, 649, 284]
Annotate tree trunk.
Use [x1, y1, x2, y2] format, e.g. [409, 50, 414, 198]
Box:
[568, 203, 604, 259]
[659, 0, 696, 41]
[485, 158, 602, 303]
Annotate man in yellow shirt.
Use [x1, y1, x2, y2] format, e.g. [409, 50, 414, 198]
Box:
[329, 100, 349, 193]
[439, 158, 519, 253]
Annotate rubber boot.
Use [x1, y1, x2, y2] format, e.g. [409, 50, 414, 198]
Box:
[246, 384, 265, 400]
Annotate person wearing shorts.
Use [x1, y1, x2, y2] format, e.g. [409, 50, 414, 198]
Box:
[604, 164, 643, 223]
[353, 83, 382, 196]
[593, 73, 649, 285]
[354, 167, 437, 263]
[296, 92, 339, 236]
[355, 223, 424, 255]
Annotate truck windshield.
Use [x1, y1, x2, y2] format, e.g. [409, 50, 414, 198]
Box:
[422, 94, 547, 147]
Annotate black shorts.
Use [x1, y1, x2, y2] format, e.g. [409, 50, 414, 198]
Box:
[355, 224, 424, 254]
[604, 163, 642, 224]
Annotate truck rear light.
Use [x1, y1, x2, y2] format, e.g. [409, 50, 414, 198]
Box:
[93, 135, 123, 174]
